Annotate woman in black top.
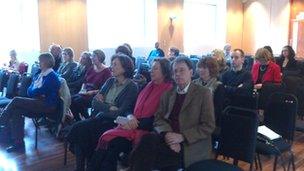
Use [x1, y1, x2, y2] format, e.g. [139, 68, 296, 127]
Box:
[276, 45, 299, 76]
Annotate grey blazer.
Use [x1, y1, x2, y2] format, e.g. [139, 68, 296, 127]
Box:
[58, 61, 78, 81]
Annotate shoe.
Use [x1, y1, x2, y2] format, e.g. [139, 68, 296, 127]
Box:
[6, 142, 25, 153]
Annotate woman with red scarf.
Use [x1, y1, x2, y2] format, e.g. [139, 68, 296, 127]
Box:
[88, 58, 173, 171]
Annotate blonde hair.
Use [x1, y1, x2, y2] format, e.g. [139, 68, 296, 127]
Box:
[254, 48, 272, 61]
[212, 49, 226, 71]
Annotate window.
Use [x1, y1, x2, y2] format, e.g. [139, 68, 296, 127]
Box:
[183, 0, 226, 55]
[87, 0, 157, 51]
[0, 0, 40, 66]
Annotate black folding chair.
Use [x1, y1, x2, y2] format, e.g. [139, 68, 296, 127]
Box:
[32, 98, 64, 149]
[256, 92, 297, 171]
[0, 73, 20, 107]
[187, 106, 258, 171]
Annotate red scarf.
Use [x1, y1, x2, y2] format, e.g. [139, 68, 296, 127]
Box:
[96, 81, 172, 149]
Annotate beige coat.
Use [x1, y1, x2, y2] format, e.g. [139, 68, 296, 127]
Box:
[154, 83, 215, 167]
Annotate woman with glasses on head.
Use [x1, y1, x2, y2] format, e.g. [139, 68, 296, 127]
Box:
[70, 49, 111, 121]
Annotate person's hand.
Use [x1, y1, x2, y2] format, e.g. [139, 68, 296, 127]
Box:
[127, 115, 139, 129]
[94, 93, 104, 102]
[169, 143, 181, 153]
[254, 84, 263, 90]
[237, 84, 243, 88]
[165, 132, 184, 145]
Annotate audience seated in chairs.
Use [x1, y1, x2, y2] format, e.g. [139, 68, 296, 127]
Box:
[127, 57, 215, 171]
[49, 44, 62, 72]
[193, 57, 225, 126]
[8, 50, 20, 71]
[67, 51, 92, 95]
[212, 49, 229, 79]
[276, 45, 300, 76]
[147, 42, 165, 65]
[0, 52, 61, 153]
[116, 44, 136, 65]
[57, 47, 78, 81]
[70, 49, 111, 121]
[87, 58, 173, 171]
[221, 49, 254, 105]
[66, 53, 138, 171]
[252, 47, 282, 91]
[168, 47, 180, 62]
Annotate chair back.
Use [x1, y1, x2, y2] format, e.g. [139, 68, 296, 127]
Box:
[0, 70, 6, 93]
[218, 106, 258, 164]
[18, 74, 32, 97]
[18, 62, 29, 74]
[258, 82, 284, 110]
[5, 73, 19, 98]
[31, 62, 40, 76]
[264, 92, 297, 141]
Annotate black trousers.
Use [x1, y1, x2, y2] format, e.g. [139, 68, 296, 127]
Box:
[87, 137, 132, 171]
[66, 116, 116, 170]
[70, 94, 92, 121]
[0, 97, 55, 142]
[128, 133, 182, 171]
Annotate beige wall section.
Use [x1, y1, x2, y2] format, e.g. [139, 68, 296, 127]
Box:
[158, 0, 184, 56]
[242, 0, 290, 55]
[38, 0, 88, 61]
[226, 0, 244, 50]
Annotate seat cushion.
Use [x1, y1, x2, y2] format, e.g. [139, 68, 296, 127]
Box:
[256, 138, 291, 155]
[187, 159, 243, 171]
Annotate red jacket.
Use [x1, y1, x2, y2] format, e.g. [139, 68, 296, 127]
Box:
[251, 61, 282, 84]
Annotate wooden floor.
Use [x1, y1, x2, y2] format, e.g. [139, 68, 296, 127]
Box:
[1, 119, 304, 171]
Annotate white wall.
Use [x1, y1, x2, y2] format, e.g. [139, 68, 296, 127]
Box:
[242, 0, 290, 55]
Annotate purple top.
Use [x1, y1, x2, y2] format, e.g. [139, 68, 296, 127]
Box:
[84, 67, 112, 91]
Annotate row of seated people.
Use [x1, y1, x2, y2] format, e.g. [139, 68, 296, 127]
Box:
[0, 44, 297, 170]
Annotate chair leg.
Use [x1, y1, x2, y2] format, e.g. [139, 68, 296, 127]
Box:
[273, 156, 278, 171]
[254, 156, 259, 170]
[257, 154, 263, 171]
[249, 163, 253, 171]
[35, 125, 38, 150]
[288, 152, 295, 171]
[64, 140, 68, 165]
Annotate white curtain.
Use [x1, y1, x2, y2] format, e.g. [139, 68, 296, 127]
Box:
[87, 0, 157, 62]
[0, 0, 40, 66]
[184, 0, 226, 55]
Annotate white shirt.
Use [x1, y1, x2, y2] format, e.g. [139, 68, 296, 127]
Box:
[33, 68, 54, 89]
[176, 82, 191, 94]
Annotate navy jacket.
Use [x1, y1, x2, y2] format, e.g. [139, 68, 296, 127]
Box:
[27, 70, 61, 107]
[91, 77, 138, 119]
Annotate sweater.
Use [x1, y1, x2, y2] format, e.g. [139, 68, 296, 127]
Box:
[251, 61, 282, 84]
[221, 69, 253, 97]
[27, 70, 61, 107]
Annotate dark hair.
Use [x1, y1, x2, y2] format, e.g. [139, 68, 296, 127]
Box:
[111, 53, 134, 78]
[264, 46, 273, 56]
[116, 45, 132, 57]
[197, 57, 219, 78]
[63, 47, 74, 59]
[92, 49, 106, 63]
[172, 56, 193, 70]
[153, 58, 172, 82]
[169, 47, 180, 57]
[81, 51, 92, 67]
[39, 52, 55, 68]
[233, 48, 245, 57]
[281, 45, 295, 60]
[123, 43, 133, 56]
